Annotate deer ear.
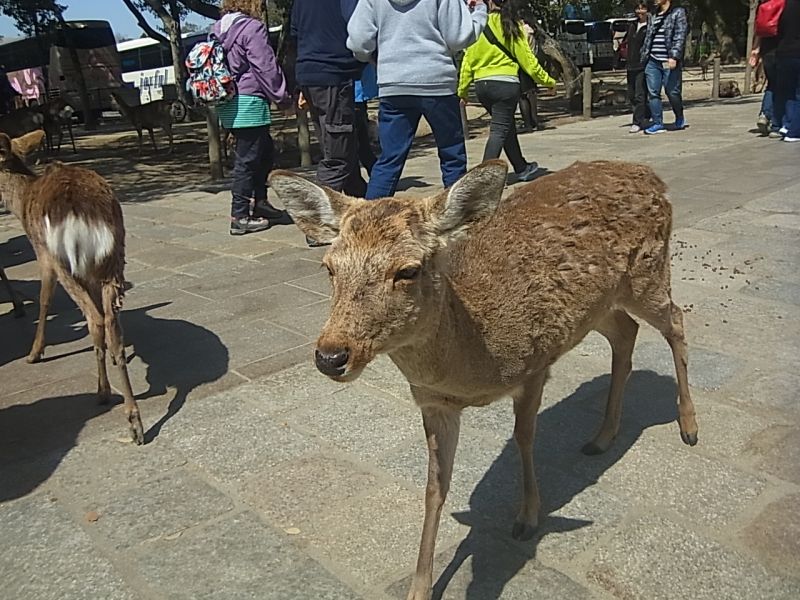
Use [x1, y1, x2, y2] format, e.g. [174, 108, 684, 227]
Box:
[11, 129, 45, 158]
[424, 160, 508, 241]
[268, 170, 359, 243]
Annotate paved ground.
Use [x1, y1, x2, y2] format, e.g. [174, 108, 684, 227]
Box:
[1, 96, 799, 600]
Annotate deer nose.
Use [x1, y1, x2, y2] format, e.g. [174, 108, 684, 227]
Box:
[315, 347, 350, 377]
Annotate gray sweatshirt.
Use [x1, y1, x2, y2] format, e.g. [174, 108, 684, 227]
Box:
[347, 0, 488, 97]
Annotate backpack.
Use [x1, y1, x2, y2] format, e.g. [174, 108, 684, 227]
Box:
[755, 0, 786, 38]
[185, 35, 236, 104]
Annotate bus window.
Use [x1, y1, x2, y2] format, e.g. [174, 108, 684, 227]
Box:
[138, 45, 164, 71]
[120, 51, 140, 74]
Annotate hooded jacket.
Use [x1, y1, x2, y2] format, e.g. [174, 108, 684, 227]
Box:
[347, 0, 488, 97]
[212, 13, 287, 103]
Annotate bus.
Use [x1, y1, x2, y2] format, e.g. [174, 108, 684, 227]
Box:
[555, 19, 615, 71]
[0, 20, 121, 118]
[116, 26, 282, 107]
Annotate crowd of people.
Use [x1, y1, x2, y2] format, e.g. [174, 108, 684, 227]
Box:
[214, 0, 799, 241]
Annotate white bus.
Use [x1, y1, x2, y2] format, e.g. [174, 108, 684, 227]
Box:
[116, 26, 282, 106]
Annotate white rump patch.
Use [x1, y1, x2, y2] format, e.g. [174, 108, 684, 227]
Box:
[44, 214, 114, 278]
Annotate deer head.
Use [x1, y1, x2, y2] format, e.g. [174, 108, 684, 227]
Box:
[0, 131, 40, 216]
[269, 160, 508, 381]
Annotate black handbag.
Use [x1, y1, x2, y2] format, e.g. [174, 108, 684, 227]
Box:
[482, 24, 537, 93]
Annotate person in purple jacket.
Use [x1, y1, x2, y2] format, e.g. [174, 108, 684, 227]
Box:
[214, 0, 293, 236]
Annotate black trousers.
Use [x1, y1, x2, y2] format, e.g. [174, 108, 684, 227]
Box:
[627, 68, 650, 128]
[231, 125, 273, 219]
[354, 101, 377, 175]
[475, 79, 527, 173]
[303, 81, 367, 197]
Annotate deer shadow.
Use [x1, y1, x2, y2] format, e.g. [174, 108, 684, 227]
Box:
[424, 370, 679, 600]
[120, 302, 229, 444]
[0, 302, 229, 502]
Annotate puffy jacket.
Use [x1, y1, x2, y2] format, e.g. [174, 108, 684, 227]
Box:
[458, 13, 555, 98]
[640, 5, 688, 62]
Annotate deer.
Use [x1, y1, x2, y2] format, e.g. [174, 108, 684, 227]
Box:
[0, 130, 144, 444]
[0, 105, 45, 140]
[110, 90, 174, 154]
[269, 159, 699, 600]
[38, 98, 77, 154]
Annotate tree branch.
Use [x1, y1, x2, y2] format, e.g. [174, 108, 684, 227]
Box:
[178, 0, 220, 20]
[120, 0, 170, 44]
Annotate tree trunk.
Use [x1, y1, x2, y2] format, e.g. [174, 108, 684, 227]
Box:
[531, 22, 582, 108]
[296, 108, 312, 167]
[206, 106, 223, 179]
[166, 0, 191, 106]
[744, 0, 757, 93]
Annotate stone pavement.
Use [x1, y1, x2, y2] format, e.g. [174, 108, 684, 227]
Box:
[1, 96, 799, 600]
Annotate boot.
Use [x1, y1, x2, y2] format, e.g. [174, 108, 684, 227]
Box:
[252, 199, 294, 226]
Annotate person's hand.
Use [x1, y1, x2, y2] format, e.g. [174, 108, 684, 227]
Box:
[667, 58, 677, 70]
[460, 97, 468, 107]
[297, 92, 308, 111]
[749, 49, 760, 68]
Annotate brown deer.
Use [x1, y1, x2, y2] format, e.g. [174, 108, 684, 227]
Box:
[110, 90, 174, 154]
[0, 130, 144, 444]
[269, 160, 699, 600]
[39, 98, 77, 154]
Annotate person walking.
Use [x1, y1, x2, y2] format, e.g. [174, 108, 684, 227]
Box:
[626, 2, 650, 133]
[457, 0, 556, 181]
[213, 0, 293, 236]
[640, 0, 688, 135]
[771, 0, 800, 142]
[347, 0, 488, 200]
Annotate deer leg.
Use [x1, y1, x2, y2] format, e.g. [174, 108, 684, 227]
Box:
[148, 127, 157, 152]
[165, 123, 173, 154]
[136, 127, 143, 154]
[583, 309, 639, 455]
[87, 308, 110, 403]
[407, 397, 460, 600]
[27, 265, 57, 363]
[103, 282, 143, 445]
[629, 299, 698, 447]
[0, 265, 24, 318]
[511, 368, 547, 540]
[67, 122, 76, 153]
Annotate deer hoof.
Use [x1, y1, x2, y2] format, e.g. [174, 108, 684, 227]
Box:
[511, 520, 538, 541]
[680, 430, 698, 446]
[129, 415, 145, 446]
[26, 351, 43, 364]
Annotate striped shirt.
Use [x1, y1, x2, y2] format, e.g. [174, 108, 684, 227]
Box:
[218, 94, 271, 129]
[650, 13, 669, 61]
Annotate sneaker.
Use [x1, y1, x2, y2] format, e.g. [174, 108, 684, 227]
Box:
[516, 162, 540, 182]
[644, 123, 666, 135]
[756, 114, 769, 135]
[674, 117, 687, 130]
[252, 201, 294, 225]
[784, 136, 800, 143]
[629, 124, 642, 134]
[769, 127, 788, 139]
[230, 216, 271, 236]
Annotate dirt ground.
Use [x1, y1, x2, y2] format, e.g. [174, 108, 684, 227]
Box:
[39, 64, 749, 203]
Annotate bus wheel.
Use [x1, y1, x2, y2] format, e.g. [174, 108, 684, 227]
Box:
[170, 100, 188, 122]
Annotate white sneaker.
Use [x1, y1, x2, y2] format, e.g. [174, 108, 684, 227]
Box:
[629, 124, 642, 133]
[783, 136, 800, 143]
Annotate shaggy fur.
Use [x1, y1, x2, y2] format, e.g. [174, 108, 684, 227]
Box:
[0, 131, 144, 444]
[270, 160, 698, 600]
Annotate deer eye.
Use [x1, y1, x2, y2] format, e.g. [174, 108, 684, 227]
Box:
[394, 266, 420, 282]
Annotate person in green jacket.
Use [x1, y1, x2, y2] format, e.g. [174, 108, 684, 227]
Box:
[458, 0, 556, 181]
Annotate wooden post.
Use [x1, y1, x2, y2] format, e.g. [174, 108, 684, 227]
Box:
[582, 67, 592, 119]
[206, 105, 223, 180]
[744, 0, 757, 94]
[460, 101, 469, 140]
[712, 57, 721, 99]
[296, 108, 312, 167]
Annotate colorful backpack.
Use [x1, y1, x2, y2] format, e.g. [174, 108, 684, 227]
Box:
[185, 35, 236, 104]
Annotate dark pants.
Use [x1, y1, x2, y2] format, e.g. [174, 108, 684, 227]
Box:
[366, 94, 466, 200]
[761, 51, 779, 125]
[774, 56, 800, 138]
[231, 125, 273, 219]
[475, 79, 527, 173]
[627, 68, 650, 128]
[303, 82, 366, 197]
[354, 101, 377, 174]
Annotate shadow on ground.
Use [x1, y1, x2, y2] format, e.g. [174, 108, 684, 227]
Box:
[0, 301, 228, 503]
[392, 370, 680, 599]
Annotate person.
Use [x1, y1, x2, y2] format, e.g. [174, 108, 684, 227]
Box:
[354, 62, 379, 174]
[771, 0, 800, 142]
[457, 0, 556, 181]
[750, 0, 784, 135]
[347, 0, 488, 200]
[640, 0, 688, 135]
[626, 2, 650, 133]
[213, 0, 293, 236]
[292, 0, 367, 204]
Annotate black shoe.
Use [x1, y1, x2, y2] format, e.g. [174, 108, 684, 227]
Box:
[230, 216, 271, 236]
[305, 235, 331, 248]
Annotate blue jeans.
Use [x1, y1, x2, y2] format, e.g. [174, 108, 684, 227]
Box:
[365, 95, 466, 200]
[644, 58, 684, 126]
[774, 56, 800, 138]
